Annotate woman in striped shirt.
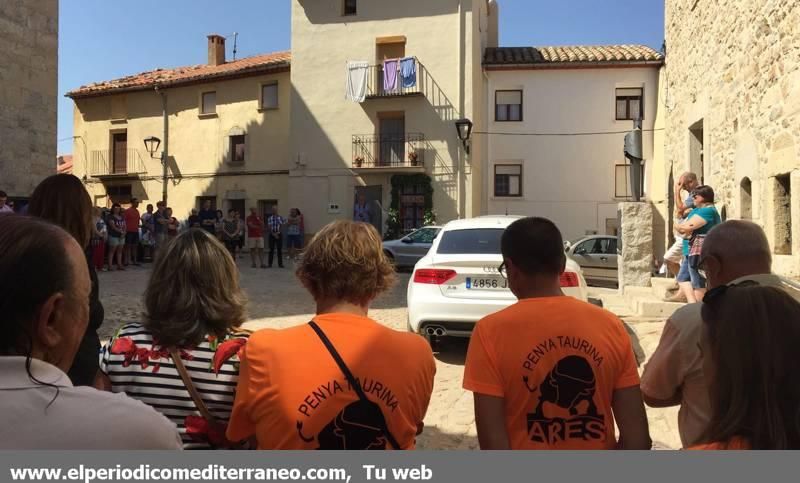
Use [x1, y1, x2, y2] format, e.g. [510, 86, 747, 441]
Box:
[97, 229, 249, 449]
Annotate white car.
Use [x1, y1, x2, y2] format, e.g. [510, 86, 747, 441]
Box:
[407, 216, 589, 341]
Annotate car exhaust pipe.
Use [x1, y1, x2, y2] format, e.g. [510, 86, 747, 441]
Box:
[425, 325, 447, 337]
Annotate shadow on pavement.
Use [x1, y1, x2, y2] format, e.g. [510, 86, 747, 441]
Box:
[432, 338, 469, 366]
[416, 424, 478, 450]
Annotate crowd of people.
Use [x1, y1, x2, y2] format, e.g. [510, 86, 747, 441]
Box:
[85, 197, 305, 272]
[2, 173, 800, 451]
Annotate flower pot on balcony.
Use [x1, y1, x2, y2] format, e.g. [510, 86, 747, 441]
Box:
[408, 151, 419, 166]
[354, 156, 364, 168]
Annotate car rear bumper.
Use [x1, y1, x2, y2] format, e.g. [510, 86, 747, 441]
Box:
[407, 286, 587, 337]
[409, 296, 512, 337]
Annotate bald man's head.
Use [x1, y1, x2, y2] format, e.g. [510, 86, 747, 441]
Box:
[701, 220, 772, 288]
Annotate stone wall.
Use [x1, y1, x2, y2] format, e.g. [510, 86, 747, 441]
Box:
[660, 0, 800, 277]
[0, 0, 58, 198]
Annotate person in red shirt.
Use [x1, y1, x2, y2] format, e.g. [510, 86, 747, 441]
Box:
[123, 198, 141, 266]
[246, 207, 265, 268]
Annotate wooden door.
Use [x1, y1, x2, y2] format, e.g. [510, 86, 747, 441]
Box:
[112, 133, 127, 174]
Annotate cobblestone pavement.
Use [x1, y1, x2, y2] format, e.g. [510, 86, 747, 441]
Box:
[97, 258, 680, 450]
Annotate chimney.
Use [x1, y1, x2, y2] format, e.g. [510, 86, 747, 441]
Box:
[207, 34, 226, 66]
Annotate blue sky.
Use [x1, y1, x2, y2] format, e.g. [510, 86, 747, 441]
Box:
[57, 0, 664, 154]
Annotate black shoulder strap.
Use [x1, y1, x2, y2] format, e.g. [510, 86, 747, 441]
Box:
[308, 320, 401, 450]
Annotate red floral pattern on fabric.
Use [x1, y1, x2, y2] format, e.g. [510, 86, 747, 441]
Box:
[109, 330, 249, 448]
[109, 337, 193, 373]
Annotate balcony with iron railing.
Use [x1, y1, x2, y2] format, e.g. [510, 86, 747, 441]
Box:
[89, 149, 148, 177]
[365, 57, 424, 99]
[352, 133, 425, 172]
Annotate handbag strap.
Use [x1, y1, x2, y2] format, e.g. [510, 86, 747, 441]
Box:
[308, 321, 401, 450]
[168, 348, 219, 425]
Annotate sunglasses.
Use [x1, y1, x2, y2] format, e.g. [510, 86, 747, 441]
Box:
[703, 280, 760, 305]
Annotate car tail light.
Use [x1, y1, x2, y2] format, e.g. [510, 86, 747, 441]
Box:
[560, 272, 579, 287]
[414, 269, 457, 285]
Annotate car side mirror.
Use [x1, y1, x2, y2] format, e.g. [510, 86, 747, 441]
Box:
[401, 238, 413, 244]
[574, 248, 587, 256]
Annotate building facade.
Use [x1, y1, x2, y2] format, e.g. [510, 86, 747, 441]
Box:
[288, 0, 496, 236]
[0, 0, 58, 203]
[68, 38, 291, 221]
[483, 46, 663, 242]
[651, 0, 800, 277]
[69, 0, 498, 237]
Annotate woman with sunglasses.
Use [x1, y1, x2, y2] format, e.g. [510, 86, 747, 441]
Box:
[695, 283, 800, 449]
[675, 185, 720, 303]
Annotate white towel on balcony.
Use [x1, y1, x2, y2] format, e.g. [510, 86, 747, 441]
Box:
[345, 61, 369, 103]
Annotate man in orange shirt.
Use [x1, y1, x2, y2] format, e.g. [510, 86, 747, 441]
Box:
[227, 220, 435, 449]
[123, 198, 141, 266]
[463, 217, 651, 450]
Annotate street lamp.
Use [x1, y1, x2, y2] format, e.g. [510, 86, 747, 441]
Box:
[143, 136, 161, 159]
[454, 118, 473, 154]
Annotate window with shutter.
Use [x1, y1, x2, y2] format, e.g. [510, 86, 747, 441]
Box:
[495, 90, 523, 122]
[494, 164, 523, 197]
[615, 88, 643, 120]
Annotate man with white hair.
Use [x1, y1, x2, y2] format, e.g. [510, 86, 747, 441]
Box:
[662, 172, 699, 302]
[641, 220, 800, 448]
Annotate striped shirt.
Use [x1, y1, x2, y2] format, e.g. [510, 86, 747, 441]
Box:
[267, 215, 285, 234]
[99, 323, 250, 449]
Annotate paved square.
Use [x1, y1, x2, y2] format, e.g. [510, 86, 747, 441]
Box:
[97, 259, 680, 449]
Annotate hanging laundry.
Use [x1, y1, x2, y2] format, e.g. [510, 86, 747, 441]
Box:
[383, 58, 399, 92]
[400, 57, 417, 88]
[345, 61, 369, 103]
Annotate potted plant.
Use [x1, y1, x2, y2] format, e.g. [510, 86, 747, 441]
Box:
[408, 150, 419, 166]
[354, 155, 364, 168]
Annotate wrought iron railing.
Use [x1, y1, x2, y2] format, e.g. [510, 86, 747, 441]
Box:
[365, 57, 422, 98]
[89, 149, 148, 177]
[352, 133, 425, 169]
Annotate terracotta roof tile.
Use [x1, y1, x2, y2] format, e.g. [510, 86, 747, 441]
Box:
[484, 45, 663, 67]
[67, 51, 291, 98]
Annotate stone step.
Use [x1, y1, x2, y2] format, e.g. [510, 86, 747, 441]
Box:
[632, 298, 685, 318]
[650, 277, 679, 298]
[623, 286, 653, 298]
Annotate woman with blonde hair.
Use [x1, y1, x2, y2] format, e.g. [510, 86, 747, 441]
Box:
[228, 220, 436, 450]
[97, 229, 250, 449]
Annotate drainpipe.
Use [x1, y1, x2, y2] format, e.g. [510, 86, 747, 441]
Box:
[457, 0, 466, 219]
[155, 86, 169, 204]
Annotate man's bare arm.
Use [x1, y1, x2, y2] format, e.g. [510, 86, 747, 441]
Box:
[612, 386, 652, 450]
[474, 393, 511, 450]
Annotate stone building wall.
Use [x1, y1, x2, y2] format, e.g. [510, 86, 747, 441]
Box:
[0, 0, 58, 198]
[659, 0, 800, 277]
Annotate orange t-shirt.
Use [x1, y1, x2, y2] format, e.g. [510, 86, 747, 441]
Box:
[227, 313, 436, 450]
[463, 296, 640, 450]
[690, 437, 750, 450]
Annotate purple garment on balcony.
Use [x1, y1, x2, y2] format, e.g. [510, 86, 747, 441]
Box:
[400, 57, 416, 88]
[383, 58, 399, 92]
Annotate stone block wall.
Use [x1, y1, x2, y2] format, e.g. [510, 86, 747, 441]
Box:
[0, 0, 58, 198]
[661, 0, 800, 277]
[619, 202, 654, 288]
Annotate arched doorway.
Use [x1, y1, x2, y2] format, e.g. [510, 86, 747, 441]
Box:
[740, 177, 752, 220]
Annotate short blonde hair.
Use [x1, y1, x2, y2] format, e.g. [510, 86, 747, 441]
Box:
[296, 220, 395, 305]
[144, 229, 247, 347]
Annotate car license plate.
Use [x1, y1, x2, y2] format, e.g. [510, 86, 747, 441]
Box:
[466, 277, 508, 290]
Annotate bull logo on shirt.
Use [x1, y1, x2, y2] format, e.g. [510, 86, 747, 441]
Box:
[523, 355, 605, 444]
[297, 400, 388, 450]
